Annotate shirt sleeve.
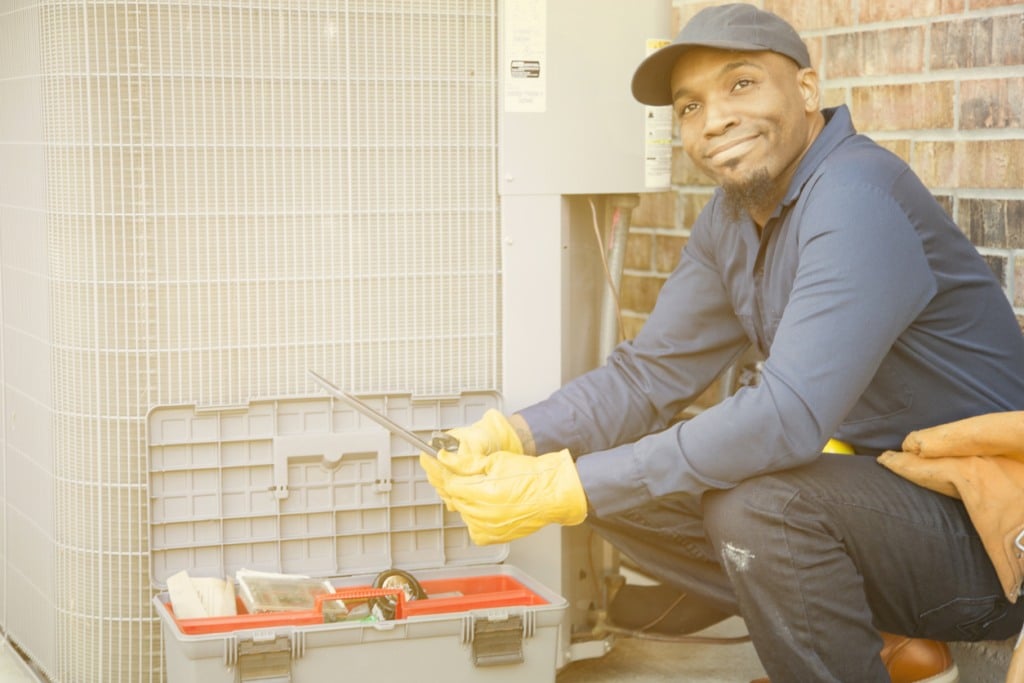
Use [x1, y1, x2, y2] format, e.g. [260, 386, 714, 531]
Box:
[518, 201, 750, 482]
[526, 172, 938, 517]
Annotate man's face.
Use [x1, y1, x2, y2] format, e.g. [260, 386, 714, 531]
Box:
[670, 48, 820, 201]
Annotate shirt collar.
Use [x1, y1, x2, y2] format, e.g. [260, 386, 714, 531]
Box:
[771, 105, 857, 218]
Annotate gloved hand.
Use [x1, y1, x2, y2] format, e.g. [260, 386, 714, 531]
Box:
[448, 409, 523, 457]
[431, 409, 525, 478]
[419, 449, 588, 545]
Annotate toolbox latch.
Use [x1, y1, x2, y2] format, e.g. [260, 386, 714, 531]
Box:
[471, 614, 525, 667]
[236, 634, 295, 682]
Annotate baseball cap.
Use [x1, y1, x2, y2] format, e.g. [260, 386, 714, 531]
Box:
[631, 3, 811, 106]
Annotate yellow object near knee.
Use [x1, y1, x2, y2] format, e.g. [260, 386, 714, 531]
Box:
[823, 438, 855, 455]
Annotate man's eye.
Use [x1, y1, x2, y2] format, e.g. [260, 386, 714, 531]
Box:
[677, 102, 699, 117]
[732, 78, 753, 91]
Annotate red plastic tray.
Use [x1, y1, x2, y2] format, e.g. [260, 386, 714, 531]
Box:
[167, 587, 404, 635]
[404, 574, 548, 617]
[166, 574, 549, 635]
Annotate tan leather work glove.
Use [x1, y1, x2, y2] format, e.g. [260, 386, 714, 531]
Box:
[900, 410, 1024, 458]
[878, 450, 1024, 603]
[419, 449, 588, 545]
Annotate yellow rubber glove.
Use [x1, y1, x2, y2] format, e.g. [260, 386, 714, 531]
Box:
[430, 409, 525, 479]
[419, 449, 588, 545]
[448, 409, 523, 457]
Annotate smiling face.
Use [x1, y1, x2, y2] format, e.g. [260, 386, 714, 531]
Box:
[671, 47, 823, 221]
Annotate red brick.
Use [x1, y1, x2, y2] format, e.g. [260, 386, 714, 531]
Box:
[957, 140, 1024, 188]
[930, 15, 1024, 69]
[826, 33, 860, 79]
[916, 140, 1024, 189]
[960, 78, 1024, 129]
[1016, 271, 1024, 310]
[633, 191, 676, 229]
[622, 314, 646, 342]
[822, 86, 848, 109]
[957, 198, 1024, 249]
[859, 0, 964, 23]
[624, 233, 653, 271]
[874, 139, 912, 164]
[970, 0, 1023, 9]
[826, 27, 925, 78]
[805, 35, 823, 71]
[655, 235, 687, 273]
[935, 195, 954, 218]
[766, 0, 856, 31]
[981, 253, 1009, 291]
[850, 82, 955, 131]
[679, 191, 713, 230]
[911, 141, 957, 187]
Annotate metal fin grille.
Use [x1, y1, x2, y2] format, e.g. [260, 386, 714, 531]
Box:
[35, 1, 498, 680]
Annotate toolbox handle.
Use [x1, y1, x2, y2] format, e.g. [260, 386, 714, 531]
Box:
[271, 433, 393, 498]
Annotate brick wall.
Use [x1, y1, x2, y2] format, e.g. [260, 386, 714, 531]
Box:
[623, 0, 1024, 348]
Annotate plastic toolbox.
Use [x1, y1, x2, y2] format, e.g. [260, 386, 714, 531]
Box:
[148, 391, 568, 683]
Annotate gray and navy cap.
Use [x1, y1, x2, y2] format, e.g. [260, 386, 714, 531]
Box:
[631, 3, 811, 106]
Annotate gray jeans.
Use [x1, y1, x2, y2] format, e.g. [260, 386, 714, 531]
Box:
[587, 453, 1024, 682]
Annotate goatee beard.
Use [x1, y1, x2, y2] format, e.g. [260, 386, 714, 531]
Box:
[721, 167, 775, 223]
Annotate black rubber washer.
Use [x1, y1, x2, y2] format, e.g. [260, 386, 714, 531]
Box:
[370, 568, 426, 619]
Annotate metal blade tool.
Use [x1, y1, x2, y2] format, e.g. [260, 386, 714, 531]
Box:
[307, 370, 458, 457]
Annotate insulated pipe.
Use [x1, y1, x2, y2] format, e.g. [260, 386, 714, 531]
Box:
[598, 194, 641, 361]
[594, 193, 640, 615]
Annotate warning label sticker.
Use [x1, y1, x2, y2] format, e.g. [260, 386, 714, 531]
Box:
[510, 60, 541, 78]
[504, 0, 546, 112]
[644, 38, 673, 188]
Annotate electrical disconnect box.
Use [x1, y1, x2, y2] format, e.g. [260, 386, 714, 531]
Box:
[496, 0, 673, 669]
[500, 0, 672, 196]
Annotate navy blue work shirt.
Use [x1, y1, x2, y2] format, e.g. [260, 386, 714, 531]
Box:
[519, 105, 1024, 517]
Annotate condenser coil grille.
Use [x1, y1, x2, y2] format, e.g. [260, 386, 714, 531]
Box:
[35, 1, 499, 681]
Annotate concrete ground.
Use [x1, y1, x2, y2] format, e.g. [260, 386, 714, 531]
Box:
[556, 616, 767, 683]
[556, 617, 1018, 683]
[553, 562, 1014, 683]
[0, 602, 1014, 682]
[1, 624, 1016, 682]
[0, 625, 766, 683]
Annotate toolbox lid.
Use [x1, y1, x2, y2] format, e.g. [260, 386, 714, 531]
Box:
[147, 391, 507, 588]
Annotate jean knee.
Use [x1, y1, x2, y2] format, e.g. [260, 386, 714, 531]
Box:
[703, 483, 758, 549]
[703, 477, 798, 548]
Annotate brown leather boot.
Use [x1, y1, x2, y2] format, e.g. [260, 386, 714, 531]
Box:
[750, 632, 958, 683]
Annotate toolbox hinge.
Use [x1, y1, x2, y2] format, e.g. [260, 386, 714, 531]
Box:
[470, 614, 526, 667]
[232, 632, 303, 683]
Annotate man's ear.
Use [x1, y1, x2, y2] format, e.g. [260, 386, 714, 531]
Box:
[797, 67, 820, 113]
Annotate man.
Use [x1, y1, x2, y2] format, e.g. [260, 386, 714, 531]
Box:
[421, 4, 1024, 681]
